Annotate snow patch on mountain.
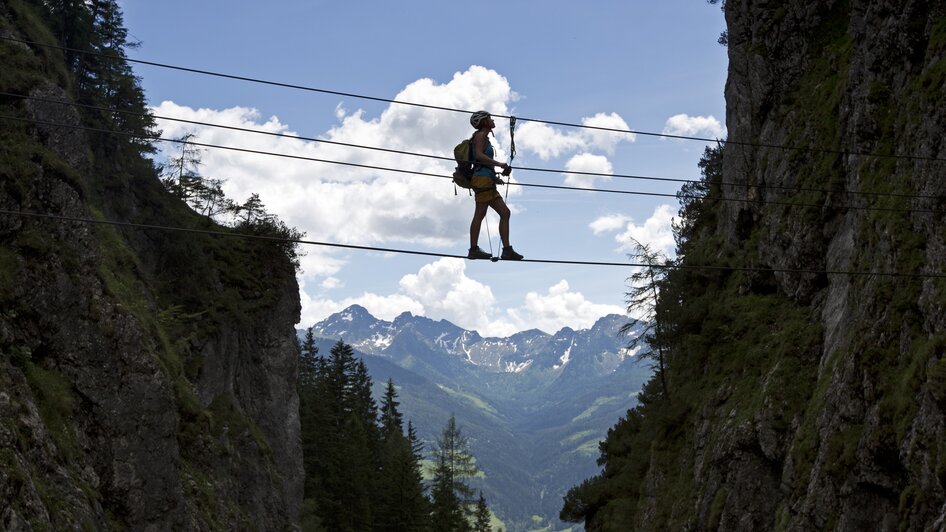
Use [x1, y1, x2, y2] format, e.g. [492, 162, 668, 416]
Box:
[372, 334, 393, 349]
[504, 359, 533, 373]
[559, 339, 575, 367]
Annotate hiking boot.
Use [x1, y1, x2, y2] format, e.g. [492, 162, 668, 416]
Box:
[501, 247, 524, 261]
[468, 246, 492, 260]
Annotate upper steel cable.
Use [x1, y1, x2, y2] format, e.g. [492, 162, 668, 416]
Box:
[3, 91, 944, 203]
[3, 113, 942, 215]
[3, 35, 946, 163]
[2, 113, 942, 215]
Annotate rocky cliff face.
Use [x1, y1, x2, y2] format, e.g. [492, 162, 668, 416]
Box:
[0, 3, 302, 529]
[681, 1, 946, 530]
[568, 2, 946, 531]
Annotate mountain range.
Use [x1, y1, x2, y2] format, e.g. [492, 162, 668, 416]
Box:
[303, 305, 653, 531]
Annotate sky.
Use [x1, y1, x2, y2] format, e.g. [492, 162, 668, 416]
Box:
[121, 1, 729, 337]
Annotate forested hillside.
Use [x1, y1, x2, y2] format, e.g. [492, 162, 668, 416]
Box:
[306, 307, 653, 531]
[0, 0, 303, 528]
[562, 1, 946, 530]
[296, 334, 501, 532]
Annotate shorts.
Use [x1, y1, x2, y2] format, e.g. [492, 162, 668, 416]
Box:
[470, 174, 501, 203]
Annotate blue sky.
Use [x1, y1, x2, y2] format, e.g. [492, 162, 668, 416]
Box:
[121, 1, 728, 336]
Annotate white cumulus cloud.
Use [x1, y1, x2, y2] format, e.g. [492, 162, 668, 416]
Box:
[399, 258, 500, 333]
[515, 121, 586, 160]
[662, 114, 725, 139]
[580, 112, 634, 154]
[590, 204, 678, 258]
[589, 214, 632, 234]
[506, 280, 624, 334]
[320, 277, 343, 290]
[563, 153, 613, 189]
[515, 112, 634, 161]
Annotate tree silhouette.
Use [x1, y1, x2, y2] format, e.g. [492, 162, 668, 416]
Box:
[621, 238, 672, 401]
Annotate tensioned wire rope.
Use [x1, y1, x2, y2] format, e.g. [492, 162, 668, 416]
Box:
[4, 112, 943, 215]
[4, 34, 946, 164]
[4, 91, 943, 203]
[2, 208, 945, 279]
[4, 112, 943, 216]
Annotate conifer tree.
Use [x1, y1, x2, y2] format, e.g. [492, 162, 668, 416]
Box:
[42, 0, 93, 71]
[472, 491, 492, 532]
[296, 338, 431, 531]
[297, 331, 319, 481]
[379, 379, 404, 440]
[299, 328, 320, 387]
[350, 359, 380, 444]
[297, 329, 332, 528]
[430, 459, 468, 532]
[235, 193, 267, 225]
[161, 134, 205, 201]
[309, 340, 357, 530]
[312, 340, 386, 532]
[621, 238, 672, 401]
[407, 420, 424, 462]
[337, 415, 375, 532]
[375, 384, 430, 532]
[39, 0, 156, 152]
[430, 415, 479, 532]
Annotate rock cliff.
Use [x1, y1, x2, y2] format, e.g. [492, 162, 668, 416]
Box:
[716, 2, 945, 529]
[566, 1, 946, 530]
[0, 1, 302, 529]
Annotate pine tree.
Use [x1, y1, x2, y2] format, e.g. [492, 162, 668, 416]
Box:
[430, 415, 479, 532]
[297, 329, 322, 473]
[407, 421, 424, 462]
[379, 379, 404, 440]
[235, 193, 267, 225]
[309, 340, 357, 530]
[297, 329, 332, 527]
[472, 491, 492, 532]
[42, 0, 93, 72]
[350, 359, 379, 443]
[311, 340, 386, 532]
[376, 385, 430, 532]
[430, 455, 467, 532]
[621, 238, 672, 401]
[80, 0, 155, 157]
[297, 338, 431, 532]
[337, 414, 374, 532]
[299, 327, 320, 387]
[162, 134, 203, 200]
[39, 0, 156, 157]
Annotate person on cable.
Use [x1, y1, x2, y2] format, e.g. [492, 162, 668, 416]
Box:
[466, 110, 524, 261]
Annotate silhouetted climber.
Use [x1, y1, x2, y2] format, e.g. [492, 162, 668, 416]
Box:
[466, 110, 523, 260]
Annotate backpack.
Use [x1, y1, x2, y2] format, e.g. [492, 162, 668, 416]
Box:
[452, 133, 479, 189]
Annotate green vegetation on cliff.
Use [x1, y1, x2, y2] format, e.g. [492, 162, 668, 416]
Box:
[0, 0, 308, 528]
[562, 2, 946, 530]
